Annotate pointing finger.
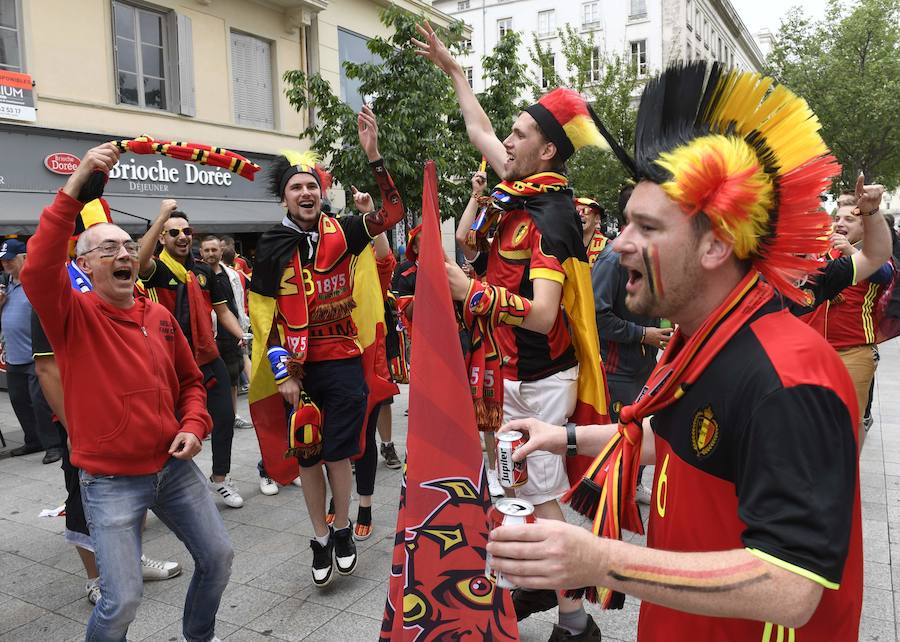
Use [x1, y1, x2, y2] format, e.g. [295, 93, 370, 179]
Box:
[855, 172, 865, 199]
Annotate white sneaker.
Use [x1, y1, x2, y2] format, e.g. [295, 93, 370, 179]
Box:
[182, 637, 222, 642]
[141, 555, 182, 581]
[635, 483, 652, 505]
[234, 415, 253, 430]
[210, 476, 244, 508]
[85, 577, 101, 605]
[259, 475, 279, 496]
[291, 476, 302, 487]
[487, 468, 504, 497]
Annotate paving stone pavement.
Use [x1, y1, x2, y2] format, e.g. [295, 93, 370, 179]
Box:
[1, 340, 900, 641]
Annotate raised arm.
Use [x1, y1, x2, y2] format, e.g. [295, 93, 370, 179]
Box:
[21, 144, 120, 333]
[357, 106, 406, 236]
[849, 175, 890, 282]
[412, 22, 507, 176]
[137, 199, 177, 278]
[455, 171, 488, 261]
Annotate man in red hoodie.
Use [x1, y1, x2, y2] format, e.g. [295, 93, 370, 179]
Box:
[21, 143, 233, 642]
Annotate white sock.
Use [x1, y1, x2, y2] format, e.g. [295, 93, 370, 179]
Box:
[334, 520, 350, 532]
[314, 532, 330, 546]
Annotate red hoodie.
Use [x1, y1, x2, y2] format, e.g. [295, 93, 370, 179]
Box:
[20, 190, 211, 476]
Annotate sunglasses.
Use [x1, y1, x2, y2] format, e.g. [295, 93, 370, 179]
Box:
[165, 227, 193, 238]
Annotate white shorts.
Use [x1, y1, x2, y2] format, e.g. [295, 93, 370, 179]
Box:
[503, 365, 578, 506]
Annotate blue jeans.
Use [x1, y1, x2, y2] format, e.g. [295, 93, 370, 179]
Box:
[80, 458, 234, 642]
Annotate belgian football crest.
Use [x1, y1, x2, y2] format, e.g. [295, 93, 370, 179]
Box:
[691, 405, 719, 459]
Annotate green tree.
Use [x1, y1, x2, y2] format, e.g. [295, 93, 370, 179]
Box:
[283, 7, 525, 223]
[766, 0, 900, 191]
[528, 26, 640, 219]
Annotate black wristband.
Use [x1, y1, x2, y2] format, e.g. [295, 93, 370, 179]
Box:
[565, 422, 577, 457]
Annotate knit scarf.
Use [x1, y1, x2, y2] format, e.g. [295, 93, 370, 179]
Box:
[465, 173, 569, 431]
[158, 249, 218, 366]
[564, 271, 772, 607]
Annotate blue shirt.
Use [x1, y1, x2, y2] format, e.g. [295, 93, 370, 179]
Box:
[2, 279, 34, 365]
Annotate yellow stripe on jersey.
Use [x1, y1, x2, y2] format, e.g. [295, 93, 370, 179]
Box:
[861, 282, 879, 344]
[747, 547, 839, 590]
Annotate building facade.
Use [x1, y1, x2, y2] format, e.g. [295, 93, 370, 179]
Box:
[433, 0, 764, 95]
[0, 0, 455, 234]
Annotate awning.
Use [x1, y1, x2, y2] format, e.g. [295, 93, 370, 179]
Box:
[0, 191, 282, 235]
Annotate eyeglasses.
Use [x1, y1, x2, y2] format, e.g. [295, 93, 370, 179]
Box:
[80, 240, 140, 259]
[165, 227, 193, 238]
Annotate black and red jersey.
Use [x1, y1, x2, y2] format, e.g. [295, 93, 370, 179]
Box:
[485, 208, 576, 381]
[640, 300, 861, 642]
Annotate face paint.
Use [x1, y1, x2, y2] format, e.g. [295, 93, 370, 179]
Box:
[642, 244, 665, 298]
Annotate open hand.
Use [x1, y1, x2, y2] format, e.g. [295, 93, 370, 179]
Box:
[358, 105, 380, 162]
[412, 21, 458, 76]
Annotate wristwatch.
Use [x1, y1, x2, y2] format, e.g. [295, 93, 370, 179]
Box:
[565, 422, 577, 457]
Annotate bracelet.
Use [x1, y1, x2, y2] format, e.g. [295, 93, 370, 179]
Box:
[565, 422, 577, 457]
[862, 208, 880, 217]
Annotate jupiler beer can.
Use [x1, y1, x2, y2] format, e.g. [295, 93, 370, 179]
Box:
[497, 431, 528, 489]
[485, 498, 536, 589]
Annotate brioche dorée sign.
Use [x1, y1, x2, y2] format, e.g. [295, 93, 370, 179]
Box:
[44, 153, 81, 175]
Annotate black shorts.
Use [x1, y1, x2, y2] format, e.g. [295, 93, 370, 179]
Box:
[299, 357, 368, 467]
[57, 423, 90, 539]
[222, 352, 243, 388]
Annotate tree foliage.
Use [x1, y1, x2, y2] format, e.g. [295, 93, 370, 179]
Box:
[766, 0, 900, 191]
[283, 7, 525, 223]
[529, 26, 640, 220]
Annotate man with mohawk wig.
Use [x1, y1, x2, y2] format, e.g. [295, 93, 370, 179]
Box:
[415, 22, 609, 641]
[249, 106, 405, 588]
[486, 61, 872, 641]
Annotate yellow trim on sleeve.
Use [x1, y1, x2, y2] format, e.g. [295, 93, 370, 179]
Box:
[530, 267, 565, 284]
[849, 253, 859, 286]
[746, 548, 839, 590]
[32, 351, 55, 359]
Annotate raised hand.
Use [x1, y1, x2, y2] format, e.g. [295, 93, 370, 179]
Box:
[472, 171, 488, 196]
[159, 199, 178, 221]
[351, 185, 374, 214]
[63, 143, 120, 201]
[357, 105, 380, 162]
[854, 173, 885, 216]
[411, 21, 458, 76]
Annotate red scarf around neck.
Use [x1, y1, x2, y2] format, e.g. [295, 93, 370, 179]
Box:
[564, 271, 772, 607]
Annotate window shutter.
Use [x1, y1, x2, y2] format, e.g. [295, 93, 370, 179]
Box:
[176, 14, 195, 116]
[231, 31, 274, 128]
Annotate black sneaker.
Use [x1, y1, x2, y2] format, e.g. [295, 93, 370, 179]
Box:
[548, 615, 602, 641]
[310, 529, 334, 587]
[380, 442, 402, 469]
[512, 588, 558, 621]
[332, 523, 358, 575]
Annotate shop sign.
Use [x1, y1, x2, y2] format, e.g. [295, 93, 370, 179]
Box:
[0, 71, 36, 123]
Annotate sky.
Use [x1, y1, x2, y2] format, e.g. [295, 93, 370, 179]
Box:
[730, 0, 830, 34]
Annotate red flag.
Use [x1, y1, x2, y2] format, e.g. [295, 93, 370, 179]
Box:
[380, 162, 520, 641]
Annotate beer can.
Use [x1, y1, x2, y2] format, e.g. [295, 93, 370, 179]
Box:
[496, 431, 528, 489]
[485, 498, 536, 589]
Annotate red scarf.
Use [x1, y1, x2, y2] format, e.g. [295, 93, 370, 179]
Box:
[564, 271, 772, 607]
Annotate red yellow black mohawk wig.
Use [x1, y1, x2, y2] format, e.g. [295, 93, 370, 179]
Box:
[524, 88, 608, 161]
[624, 61, 839, 301]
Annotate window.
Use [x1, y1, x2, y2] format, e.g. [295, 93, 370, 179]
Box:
[457, 0, 470, 9]
[583, 2, 601, 26]
[461, 37, 472, 51]
[630, 0, 647, 19]
[587, 46, 602, 83]
[231, 31, 274, 128]
[695, 9, 701, 39]
[703, 17, 709, 48]
[718, 36, 723, 61]
[338, 28, 381, 112]
[541, 53, 555, 89]
[113, 1, 172, 109]
[0, 0, 22, 72]
[464, 66, 473, 88]
[497, 18, 512, 39]
[538, 10, 555, 36]
[630, 39, 647, 76]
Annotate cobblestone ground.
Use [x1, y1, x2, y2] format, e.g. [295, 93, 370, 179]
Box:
[1, 340, 899, 640]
